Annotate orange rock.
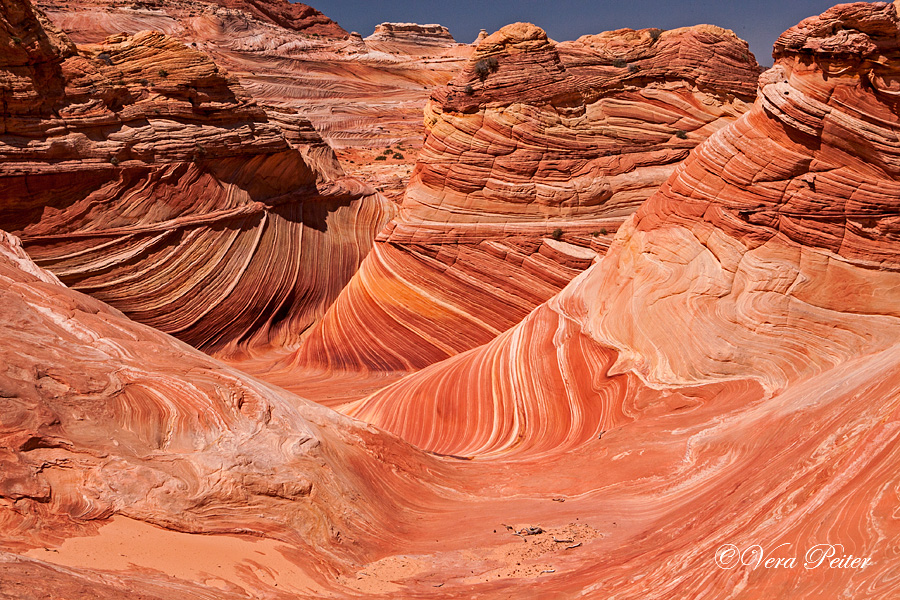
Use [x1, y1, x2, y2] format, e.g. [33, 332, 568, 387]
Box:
[278, 22, 761, 395]
[0, 0, 392, 357]
[341, 5, 900, 596]
[39, 0, 474, 165]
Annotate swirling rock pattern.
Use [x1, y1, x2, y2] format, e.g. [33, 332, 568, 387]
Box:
[349, 0, 900, 457]
[0, 228, 458, 596]
[341, 3, 900, 596]
[39, 0, 474, 159]
[0, 0, 391, 357]
[283, 22, 761, 391]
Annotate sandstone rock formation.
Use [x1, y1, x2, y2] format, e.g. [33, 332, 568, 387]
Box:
[0, 227, 461, 597]
[39, 0, 474, 189]
[206, 0, 348, 36]
[366, 22, 456, 47]
[0, 0, 391, 357]
[277, 22, 761, 397]
[336, 3, 900, 596]
[346, 0, 900, 453]
[4, 2, 900, 599]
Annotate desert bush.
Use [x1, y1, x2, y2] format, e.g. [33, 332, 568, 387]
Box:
[551, 228, 563, 240]
[474, 56, 499, 80]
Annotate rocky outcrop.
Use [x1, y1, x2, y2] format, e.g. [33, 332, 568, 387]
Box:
[209, 0, 348, 36]
[366, 22, 456, 46]
[278, 22, 760, 393]
[0, 228, 454, 597]
[39, 0, 474, 183]
[347, 0, 900, 454]
[0, 0, 392, 357]
[6, 4, 900, 600]
[340, 3, 900, 596]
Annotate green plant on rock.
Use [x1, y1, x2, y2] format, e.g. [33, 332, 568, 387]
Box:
[551, 228, 563, 241]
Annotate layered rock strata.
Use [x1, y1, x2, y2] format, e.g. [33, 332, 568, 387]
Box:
[39, 0, 474, 161]
[282, 22, 761, 394]
[0, 228, 457, 597]
[0, 0, 391, 357]
[330, 5, 900, 596]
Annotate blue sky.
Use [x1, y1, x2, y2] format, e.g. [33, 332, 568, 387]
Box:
[302, 0, 860, 66]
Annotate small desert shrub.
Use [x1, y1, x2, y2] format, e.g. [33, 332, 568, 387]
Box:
[474, 56, 499, 80]
[674, 129, 688, 139]
[375, 155, 387, 161]
[601, 228, 608, 235]
[11, 36, 22, 45]
[392, 152, 404, 159]
[612, 58, 627, 68]
[550, 228, 563, 240]
[628, 63, 640, 74]
[464, 84, 474, 95]
[649, 28, 662, 42]
[383, 149, 392, 155]
[110, 156, 120, 165]
[98, 52, 113, 65]
[158, 68, 169, 78]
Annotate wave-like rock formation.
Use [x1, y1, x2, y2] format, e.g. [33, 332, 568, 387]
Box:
[6, 3, 900, 599]
[39, 0, 474, 162]
[349, 1, 900, 453]
[279, 22, 761, 393]
[0, 228, 460, 597]
[0, 0, 391, 357]
[338, 3, 900, 595]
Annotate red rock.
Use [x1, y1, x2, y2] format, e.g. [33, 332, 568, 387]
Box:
[275, 22, 761, 397]
[340, 3, 900, 596]
[0, 0, 392, 357]
[6, 2, 900, 599]
[0, 227, 463, 597]
[39, 0, 474, 178]
[366, 22, 457, 46]
[206, 0, 348, 36]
